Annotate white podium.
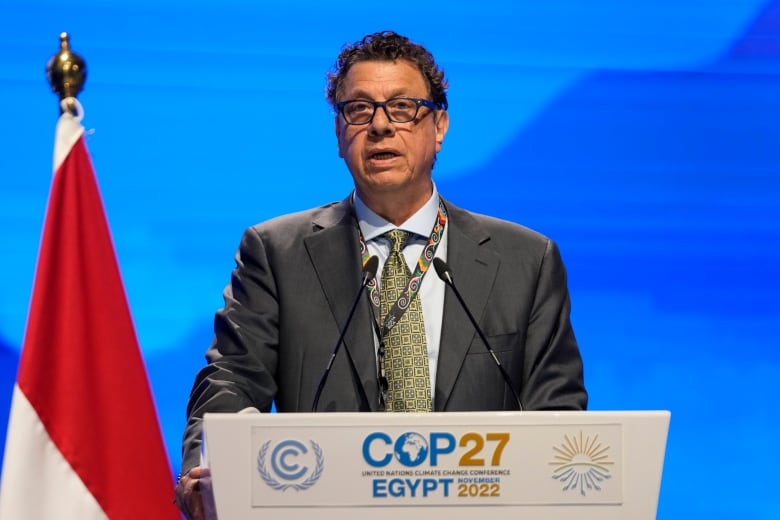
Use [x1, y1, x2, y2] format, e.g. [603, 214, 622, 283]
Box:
[201, 411, 670, 519]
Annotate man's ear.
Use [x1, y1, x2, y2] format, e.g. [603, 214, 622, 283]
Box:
[434, 110, 449, 152]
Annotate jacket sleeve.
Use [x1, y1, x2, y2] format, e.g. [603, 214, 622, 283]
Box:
[181, 226, 279, 473]
[519, 238, 587, 410]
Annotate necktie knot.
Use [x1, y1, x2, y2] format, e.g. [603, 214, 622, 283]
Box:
[385, 229, 411, 253]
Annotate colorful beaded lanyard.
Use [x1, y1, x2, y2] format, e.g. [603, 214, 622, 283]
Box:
[357, 198, 448, 337]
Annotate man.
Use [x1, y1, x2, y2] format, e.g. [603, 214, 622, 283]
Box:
[175, 30, 586, 519]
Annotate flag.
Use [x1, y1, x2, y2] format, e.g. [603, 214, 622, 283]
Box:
[0, 100, 180, 519]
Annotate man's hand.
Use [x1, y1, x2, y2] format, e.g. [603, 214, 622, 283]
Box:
[174, 466, 215, 520]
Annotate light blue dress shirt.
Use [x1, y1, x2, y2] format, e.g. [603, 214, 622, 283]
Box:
[353, 185, 448, 402]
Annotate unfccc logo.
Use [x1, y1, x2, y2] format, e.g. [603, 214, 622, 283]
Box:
[257, 439, 324, 491]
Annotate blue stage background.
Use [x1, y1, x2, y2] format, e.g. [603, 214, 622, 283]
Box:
[1, 1, 779, 517]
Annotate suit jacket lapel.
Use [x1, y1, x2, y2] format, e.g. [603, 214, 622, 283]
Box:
[435, 201, 500, 410]
[303, 197, 380, 410]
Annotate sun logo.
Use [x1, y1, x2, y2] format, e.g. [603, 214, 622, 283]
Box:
[549, 431, 613, 496]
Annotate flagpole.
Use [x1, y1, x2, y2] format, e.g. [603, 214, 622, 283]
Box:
[0, 33, 180, 520]
[45, 32, 87, 114]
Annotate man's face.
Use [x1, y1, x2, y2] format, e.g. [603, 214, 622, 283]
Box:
[335, 60, 449, 205]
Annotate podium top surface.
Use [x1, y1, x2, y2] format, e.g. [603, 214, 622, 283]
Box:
[203, 409, 670, 426]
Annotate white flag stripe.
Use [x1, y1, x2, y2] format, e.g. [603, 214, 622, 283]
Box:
[0, 386, 108, 520]
[53, 99, 84, 172]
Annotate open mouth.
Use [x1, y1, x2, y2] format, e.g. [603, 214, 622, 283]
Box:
[370, 151, 398, 160]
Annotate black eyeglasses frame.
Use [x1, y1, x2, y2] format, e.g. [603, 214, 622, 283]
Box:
[336, 97, 440, 125]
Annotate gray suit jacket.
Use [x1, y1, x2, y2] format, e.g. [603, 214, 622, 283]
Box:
[181, 197, 586, 471]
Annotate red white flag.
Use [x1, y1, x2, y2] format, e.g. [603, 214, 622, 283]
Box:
[0, 100, 179, 519]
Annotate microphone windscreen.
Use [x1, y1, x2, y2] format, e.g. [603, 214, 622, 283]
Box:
[363, 255, 379, 281]
[432, 257, 451, 281]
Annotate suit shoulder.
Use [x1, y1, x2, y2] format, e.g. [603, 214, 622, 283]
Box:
[452, 206, 553, 251]
[449, 206, 568, 287]
[233, 200, 350, 255]
[247, 201, 342, 234]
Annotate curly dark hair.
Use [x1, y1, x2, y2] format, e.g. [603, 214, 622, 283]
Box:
[326, 31, 448, 111]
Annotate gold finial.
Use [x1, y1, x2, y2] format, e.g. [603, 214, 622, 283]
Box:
[46, 32, 87, 114]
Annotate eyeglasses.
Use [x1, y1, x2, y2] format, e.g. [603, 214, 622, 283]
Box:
[336, 97, 439, 125]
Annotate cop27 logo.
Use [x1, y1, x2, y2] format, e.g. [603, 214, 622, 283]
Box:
[362, 431, 511, 499]
[363, 431, 510, 467]
[257, 440, 324, 491]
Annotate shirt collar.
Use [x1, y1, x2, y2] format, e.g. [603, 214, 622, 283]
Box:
[354, 184, 440, 242]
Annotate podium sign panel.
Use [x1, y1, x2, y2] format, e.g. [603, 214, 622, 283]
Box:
[202, 411, 669, 520]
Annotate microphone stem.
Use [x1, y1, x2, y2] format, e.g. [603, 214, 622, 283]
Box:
[311, 276, 370, 413]
[444, 279, 524, 411]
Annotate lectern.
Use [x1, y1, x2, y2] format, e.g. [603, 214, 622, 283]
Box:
[201, 411, 669, 519]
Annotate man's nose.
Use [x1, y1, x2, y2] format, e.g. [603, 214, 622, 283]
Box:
[368, 105, 395, 136]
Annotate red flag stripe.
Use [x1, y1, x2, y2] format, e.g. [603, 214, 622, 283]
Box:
[9, 113, 178, 519]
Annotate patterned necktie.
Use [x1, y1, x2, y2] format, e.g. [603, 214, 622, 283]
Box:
[380, 229, 432, 412]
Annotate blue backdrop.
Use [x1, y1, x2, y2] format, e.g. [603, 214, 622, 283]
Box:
[1, 1, 779, 518]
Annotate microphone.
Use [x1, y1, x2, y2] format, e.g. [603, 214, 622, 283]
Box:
[311, 256, 379, 412]
[432, 258, 524, 411]
[366, 298, 388, 410]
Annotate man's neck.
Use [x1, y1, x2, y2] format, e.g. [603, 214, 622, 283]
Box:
[356, 186, 434, 226]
